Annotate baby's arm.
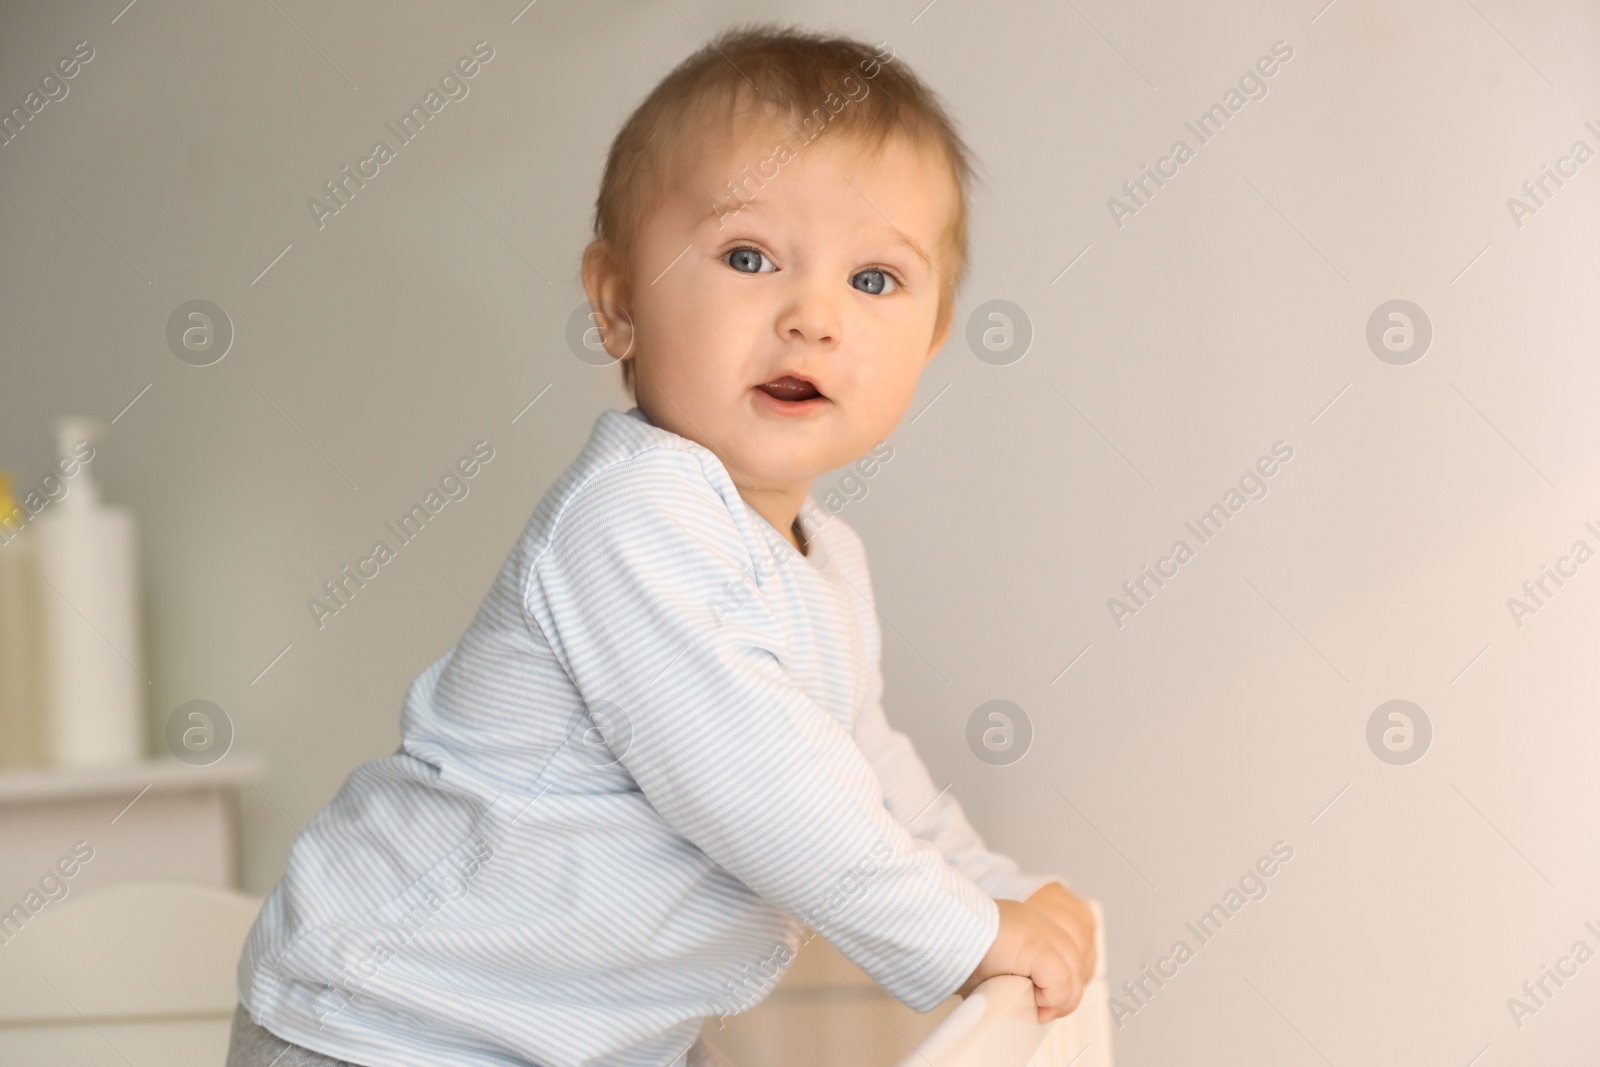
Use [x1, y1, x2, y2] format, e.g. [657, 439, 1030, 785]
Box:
[853, 696, 1067, 900]
[854, 699, 1097, 995]
[526, 460, 1007, 1012]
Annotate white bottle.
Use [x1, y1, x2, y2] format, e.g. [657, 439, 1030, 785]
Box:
[0, 473, 51, 769]
[33, 417, 146, 767]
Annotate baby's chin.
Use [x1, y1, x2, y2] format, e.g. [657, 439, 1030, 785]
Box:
[734, 449, 829, 486]
[725, 436, 846, 491]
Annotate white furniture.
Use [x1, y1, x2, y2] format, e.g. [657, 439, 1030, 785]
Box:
[0, 754, 264, 906]
[0, 880, 262, 1066]
[708, 932, 966, 1064]
[0, 876, 1109, 1067]
[899, 899, 1111, 1067]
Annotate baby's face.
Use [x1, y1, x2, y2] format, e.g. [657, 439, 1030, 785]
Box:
[609, 119, 957, 495]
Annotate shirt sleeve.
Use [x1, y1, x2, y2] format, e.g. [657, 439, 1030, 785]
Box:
[853, 697, 1070, 903]
[523, 452, 998, 1012]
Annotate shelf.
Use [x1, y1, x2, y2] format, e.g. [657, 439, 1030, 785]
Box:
[0, 753, 266, 806]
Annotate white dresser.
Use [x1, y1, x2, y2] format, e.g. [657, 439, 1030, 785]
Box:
[0, 754, 264, 914]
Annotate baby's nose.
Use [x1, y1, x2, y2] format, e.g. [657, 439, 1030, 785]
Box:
[776, 282, 841, 345]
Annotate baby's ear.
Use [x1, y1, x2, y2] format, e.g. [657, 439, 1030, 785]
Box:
[927, 301, 953, 358]
[579, 239, 617, 307]
[580, 240, 637, 363]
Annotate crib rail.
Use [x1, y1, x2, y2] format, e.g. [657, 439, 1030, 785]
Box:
[897, 899, 1111, 1067]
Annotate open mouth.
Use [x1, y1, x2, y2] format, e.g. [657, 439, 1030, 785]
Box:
[756, 375, 824, 403]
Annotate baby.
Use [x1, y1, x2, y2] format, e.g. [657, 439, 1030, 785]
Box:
[229, 25, 1095, 1067]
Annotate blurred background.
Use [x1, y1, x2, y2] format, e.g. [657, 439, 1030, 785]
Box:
[1, 1, 1597, 1064]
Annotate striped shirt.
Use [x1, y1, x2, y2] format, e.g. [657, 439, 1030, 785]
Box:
[237, 405, 1064, 1067]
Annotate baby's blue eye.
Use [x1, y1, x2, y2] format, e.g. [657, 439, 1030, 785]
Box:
[851, 268, 896, 295]
[726, 247, 773, 274]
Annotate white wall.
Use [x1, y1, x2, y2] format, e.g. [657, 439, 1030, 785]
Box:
[3, 1, 1596, 1062]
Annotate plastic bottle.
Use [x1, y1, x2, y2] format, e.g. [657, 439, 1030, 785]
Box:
[0, 472, 51, 769]
[32, 417, 146, 767]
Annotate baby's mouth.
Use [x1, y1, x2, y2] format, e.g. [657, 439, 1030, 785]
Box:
[756, 376, 824, 402]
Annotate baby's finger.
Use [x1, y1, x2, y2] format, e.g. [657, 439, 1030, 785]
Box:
[1036, 898, 1097, 982]
[1055, 926, 1095, 990]
[1034, 972, 1084, 1023]
[1030, 936, 1085, 1022]
[1052, 904, 1097, 980]
[1050, 926, 1090, 995]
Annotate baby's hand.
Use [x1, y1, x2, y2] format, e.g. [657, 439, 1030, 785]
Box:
[958, 899, 1087, 1023]
[1023, 882, 1097, 986]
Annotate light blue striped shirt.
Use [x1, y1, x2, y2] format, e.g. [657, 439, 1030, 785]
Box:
[238, 406, 1063, 1067]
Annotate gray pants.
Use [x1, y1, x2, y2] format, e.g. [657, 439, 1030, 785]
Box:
[224, 1003, 736, 1067]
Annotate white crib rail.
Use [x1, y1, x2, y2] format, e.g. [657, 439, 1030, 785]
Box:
[897, 899, 1111, 1067]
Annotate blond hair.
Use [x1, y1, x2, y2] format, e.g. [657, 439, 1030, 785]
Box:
[590, 23, 980, 399]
